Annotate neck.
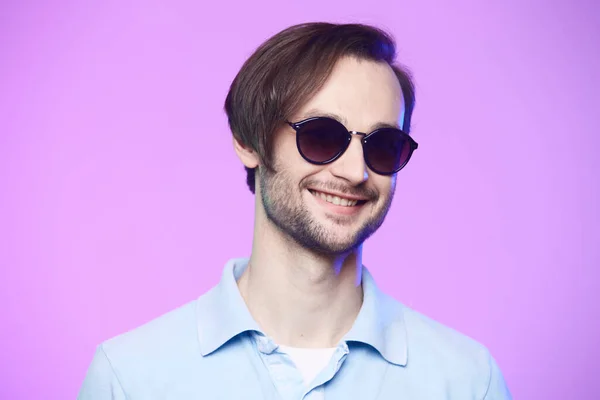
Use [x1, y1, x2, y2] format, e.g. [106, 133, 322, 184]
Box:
[237, 208, 364, 349]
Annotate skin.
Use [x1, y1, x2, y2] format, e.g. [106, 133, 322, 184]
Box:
[233, 56, 405, 349]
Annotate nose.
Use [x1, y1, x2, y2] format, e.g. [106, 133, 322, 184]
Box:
[329, 134, 369, 185]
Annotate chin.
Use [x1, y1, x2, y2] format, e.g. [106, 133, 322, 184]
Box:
[307, 242, 359, 257]
[313, 230, 363, 255]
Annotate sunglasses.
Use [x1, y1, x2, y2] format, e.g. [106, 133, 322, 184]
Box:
[286, 116, 419, 175]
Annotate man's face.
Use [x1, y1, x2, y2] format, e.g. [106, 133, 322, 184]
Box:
[259, 57, 405, 255]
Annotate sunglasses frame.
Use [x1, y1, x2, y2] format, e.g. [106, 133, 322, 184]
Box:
[286, 116, 419, 175]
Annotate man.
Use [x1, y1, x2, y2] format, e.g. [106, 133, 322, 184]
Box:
[79, 22, 512, 399]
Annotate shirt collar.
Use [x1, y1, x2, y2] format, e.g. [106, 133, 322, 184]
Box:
[196, 258, 408, 366]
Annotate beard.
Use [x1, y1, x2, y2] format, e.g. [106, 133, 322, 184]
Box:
[258, 164, 395, 256]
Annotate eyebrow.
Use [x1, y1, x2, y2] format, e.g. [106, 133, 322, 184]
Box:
[300, 109, 401, 131]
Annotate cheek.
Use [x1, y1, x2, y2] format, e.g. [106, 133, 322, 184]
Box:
[271, 132, 325, 182]
[271, 130, 303, 167]
[373, 175, 396, 199]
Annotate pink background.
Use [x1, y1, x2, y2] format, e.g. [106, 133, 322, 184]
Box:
[1, 1, 598, 399]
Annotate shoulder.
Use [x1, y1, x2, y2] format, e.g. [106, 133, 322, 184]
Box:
[103, 299, 199, 353]
[100, 300, 200, 381]
[79, 300, 202, 398]
[377, 294, 511, 399]
[383, 293, 494, 382]
[400, 301, 490, 367]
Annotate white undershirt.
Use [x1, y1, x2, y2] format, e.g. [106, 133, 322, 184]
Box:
[278, 345, 338, 386]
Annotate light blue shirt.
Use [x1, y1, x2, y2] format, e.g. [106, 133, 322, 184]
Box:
[79, 258, 512, 399]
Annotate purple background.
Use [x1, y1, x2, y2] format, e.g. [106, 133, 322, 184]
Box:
[1, 1, 598, 399]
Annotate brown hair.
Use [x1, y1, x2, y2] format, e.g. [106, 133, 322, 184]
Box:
[224, 22, 416, 194]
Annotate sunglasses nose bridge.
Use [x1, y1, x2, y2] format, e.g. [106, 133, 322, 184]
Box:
[346, 131, 369, 163]
[348, 130, 366, 137]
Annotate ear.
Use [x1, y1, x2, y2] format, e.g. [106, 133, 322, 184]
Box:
[233, 136, 260, 169]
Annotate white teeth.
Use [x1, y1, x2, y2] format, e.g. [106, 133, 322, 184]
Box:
[310, 190, 359, 207]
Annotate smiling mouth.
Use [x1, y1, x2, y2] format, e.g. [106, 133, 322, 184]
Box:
[308, 189, 368, 207]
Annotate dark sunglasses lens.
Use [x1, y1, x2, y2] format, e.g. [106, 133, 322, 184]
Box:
[364, 129, 411, 173]
[297, 119, 349, 163]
